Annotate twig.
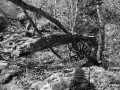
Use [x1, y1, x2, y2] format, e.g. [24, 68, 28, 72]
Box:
[40, 0, 48, 9]
[23, 9, 43, 35]
[50, 47, 62, 59]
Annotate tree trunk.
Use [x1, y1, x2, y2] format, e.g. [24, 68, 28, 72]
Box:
[19, 34, 93, 57]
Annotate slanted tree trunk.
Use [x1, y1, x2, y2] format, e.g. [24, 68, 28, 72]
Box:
[19, 34, 93, 57]
[8, 0, 71, 34]
[96, 5, 105, 61]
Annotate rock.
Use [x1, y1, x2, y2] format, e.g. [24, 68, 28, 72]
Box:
[0, 69, 23, 84]
[0, 61, 8, 70]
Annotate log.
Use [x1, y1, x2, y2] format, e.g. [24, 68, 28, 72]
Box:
[19, 34, 93, 57]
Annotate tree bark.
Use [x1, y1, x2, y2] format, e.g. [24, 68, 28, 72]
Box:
[96, 5, 105, 61]
[19, 34, 93, 57]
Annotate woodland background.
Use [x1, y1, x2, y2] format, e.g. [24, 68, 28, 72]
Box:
[0, 0, 119, 90]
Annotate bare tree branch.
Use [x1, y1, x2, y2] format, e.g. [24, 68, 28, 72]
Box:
[50, 47, 62, 59]
[23, 9, 43, 35]
[8, 0, 71, 34]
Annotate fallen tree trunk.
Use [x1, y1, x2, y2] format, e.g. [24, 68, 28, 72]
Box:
[19, 34, 94, 57]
